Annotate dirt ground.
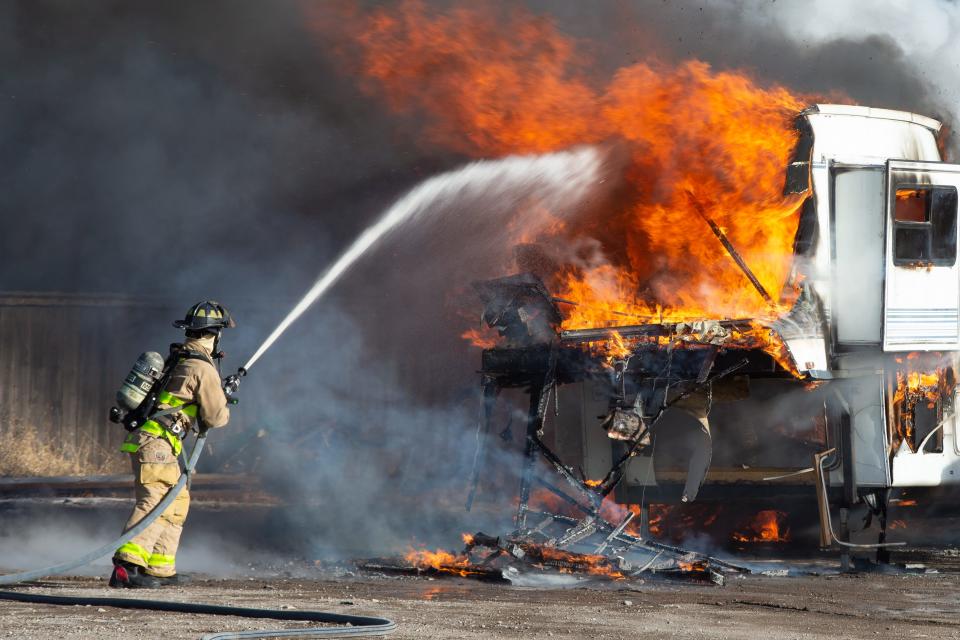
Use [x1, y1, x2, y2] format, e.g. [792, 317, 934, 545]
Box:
[0, 570, 958, 639]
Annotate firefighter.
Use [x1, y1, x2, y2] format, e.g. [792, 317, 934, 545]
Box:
[110, 301, 238, 588]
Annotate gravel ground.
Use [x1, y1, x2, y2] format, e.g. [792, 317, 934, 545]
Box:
[0, 570, 958, 639]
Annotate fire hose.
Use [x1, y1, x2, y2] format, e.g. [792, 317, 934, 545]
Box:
[0, 433, 397, 638]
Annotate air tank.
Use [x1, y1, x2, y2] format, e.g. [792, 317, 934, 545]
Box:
[116, 351, 164, 410]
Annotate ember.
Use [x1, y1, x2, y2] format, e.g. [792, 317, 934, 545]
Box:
[648, 505, 667, 539]
[646, 504, 723, 541]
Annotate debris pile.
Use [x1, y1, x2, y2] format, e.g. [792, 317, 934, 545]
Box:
[361, 510, 747, 587]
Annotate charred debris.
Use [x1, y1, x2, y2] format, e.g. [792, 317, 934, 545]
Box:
[466, 272, 778, 513]
[364, 273, 802, 586]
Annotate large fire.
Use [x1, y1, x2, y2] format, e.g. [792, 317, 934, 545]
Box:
[324, 0, 815, 362]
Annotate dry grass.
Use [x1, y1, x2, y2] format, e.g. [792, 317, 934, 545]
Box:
[0, 426, 123, 476]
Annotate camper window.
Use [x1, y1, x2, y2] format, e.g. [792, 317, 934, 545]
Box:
[893, 186, 958, 266]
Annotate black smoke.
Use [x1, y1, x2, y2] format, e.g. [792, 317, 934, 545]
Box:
[2, 0, 950, 306]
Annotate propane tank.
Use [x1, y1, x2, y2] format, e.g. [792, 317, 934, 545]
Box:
[116, 352, 165, 411]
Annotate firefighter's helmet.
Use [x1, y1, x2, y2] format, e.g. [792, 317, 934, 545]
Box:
[173, 300, 236, 331]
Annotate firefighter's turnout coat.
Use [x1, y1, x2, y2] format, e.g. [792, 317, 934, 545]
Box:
[113, 336, 229, 577]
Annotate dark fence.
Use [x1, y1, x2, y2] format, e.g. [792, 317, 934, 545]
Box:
[0, 291, 481, 477]
[0, 292, 174, 472]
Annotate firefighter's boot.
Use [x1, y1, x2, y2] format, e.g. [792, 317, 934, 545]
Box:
[109, 561, 161, 589]
[152, 573, 192, 586]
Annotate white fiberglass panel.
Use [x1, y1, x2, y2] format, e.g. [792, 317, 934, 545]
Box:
[833, 168, 885, 344]
[808, 113, 940, 164]
[892, 410, 960, 487]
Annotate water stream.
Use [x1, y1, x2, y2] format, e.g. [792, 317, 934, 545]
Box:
[242, 146, 603, 371]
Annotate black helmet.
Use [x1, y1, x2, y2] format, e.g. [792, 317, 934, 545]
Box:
[173, 300, 236, 331]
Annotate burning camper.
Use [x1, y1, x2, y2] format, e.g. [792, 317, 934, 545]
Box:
[467, 104, 960, 555]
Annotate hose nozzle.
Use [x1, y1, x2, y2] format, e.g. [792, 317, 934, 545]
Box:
[224, 368, 245, 397]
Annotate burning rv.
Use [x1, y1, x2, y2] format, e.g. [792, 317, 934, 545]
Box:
[470, 104, 960, 552]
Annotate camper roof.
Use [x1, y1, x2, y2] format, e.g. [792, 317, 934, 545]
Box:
[805, 104, 942, 133]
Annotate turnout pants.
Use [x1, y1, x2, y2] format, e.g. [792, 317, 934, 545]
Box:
[113, 431, 190, 577]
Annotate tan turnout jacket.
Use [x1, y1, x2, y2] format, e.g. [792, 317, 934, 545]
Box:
[165, 335, 230, 430]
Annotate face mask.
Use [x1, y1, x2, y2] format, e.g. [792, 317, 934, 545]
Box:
[211, 329, 224, 361]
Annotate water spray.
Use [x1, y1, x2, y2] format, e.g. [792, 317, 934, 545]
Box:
[239, 147, 603, 373]
[240, 192, 418, 372]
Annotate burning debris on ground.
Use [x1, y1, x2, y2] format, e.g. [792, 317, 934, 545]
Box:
[361, 520, 744, 588]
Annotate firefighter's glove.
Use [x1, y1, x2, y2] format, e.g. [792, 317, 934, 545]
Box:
[223, 373, 242, 397]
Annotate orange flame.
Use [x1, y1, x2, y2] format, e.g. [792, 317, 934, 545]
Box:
[732, 510, 790, 543]
[605, 331, 632, 363]
[461, 327, 499, 349]
[533, 546, 625, 580]
[891, 353, 955, 452]
[328, 0, 809, 344]
[404, 547, 481, 577]
[596, 497, 645, 536]
[677, 560, 709, 573]
[322, 2, 816, 367]
[530, 490, 648, 541]
[643, 503, 724, 540]
[647, 505, 668, 538]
